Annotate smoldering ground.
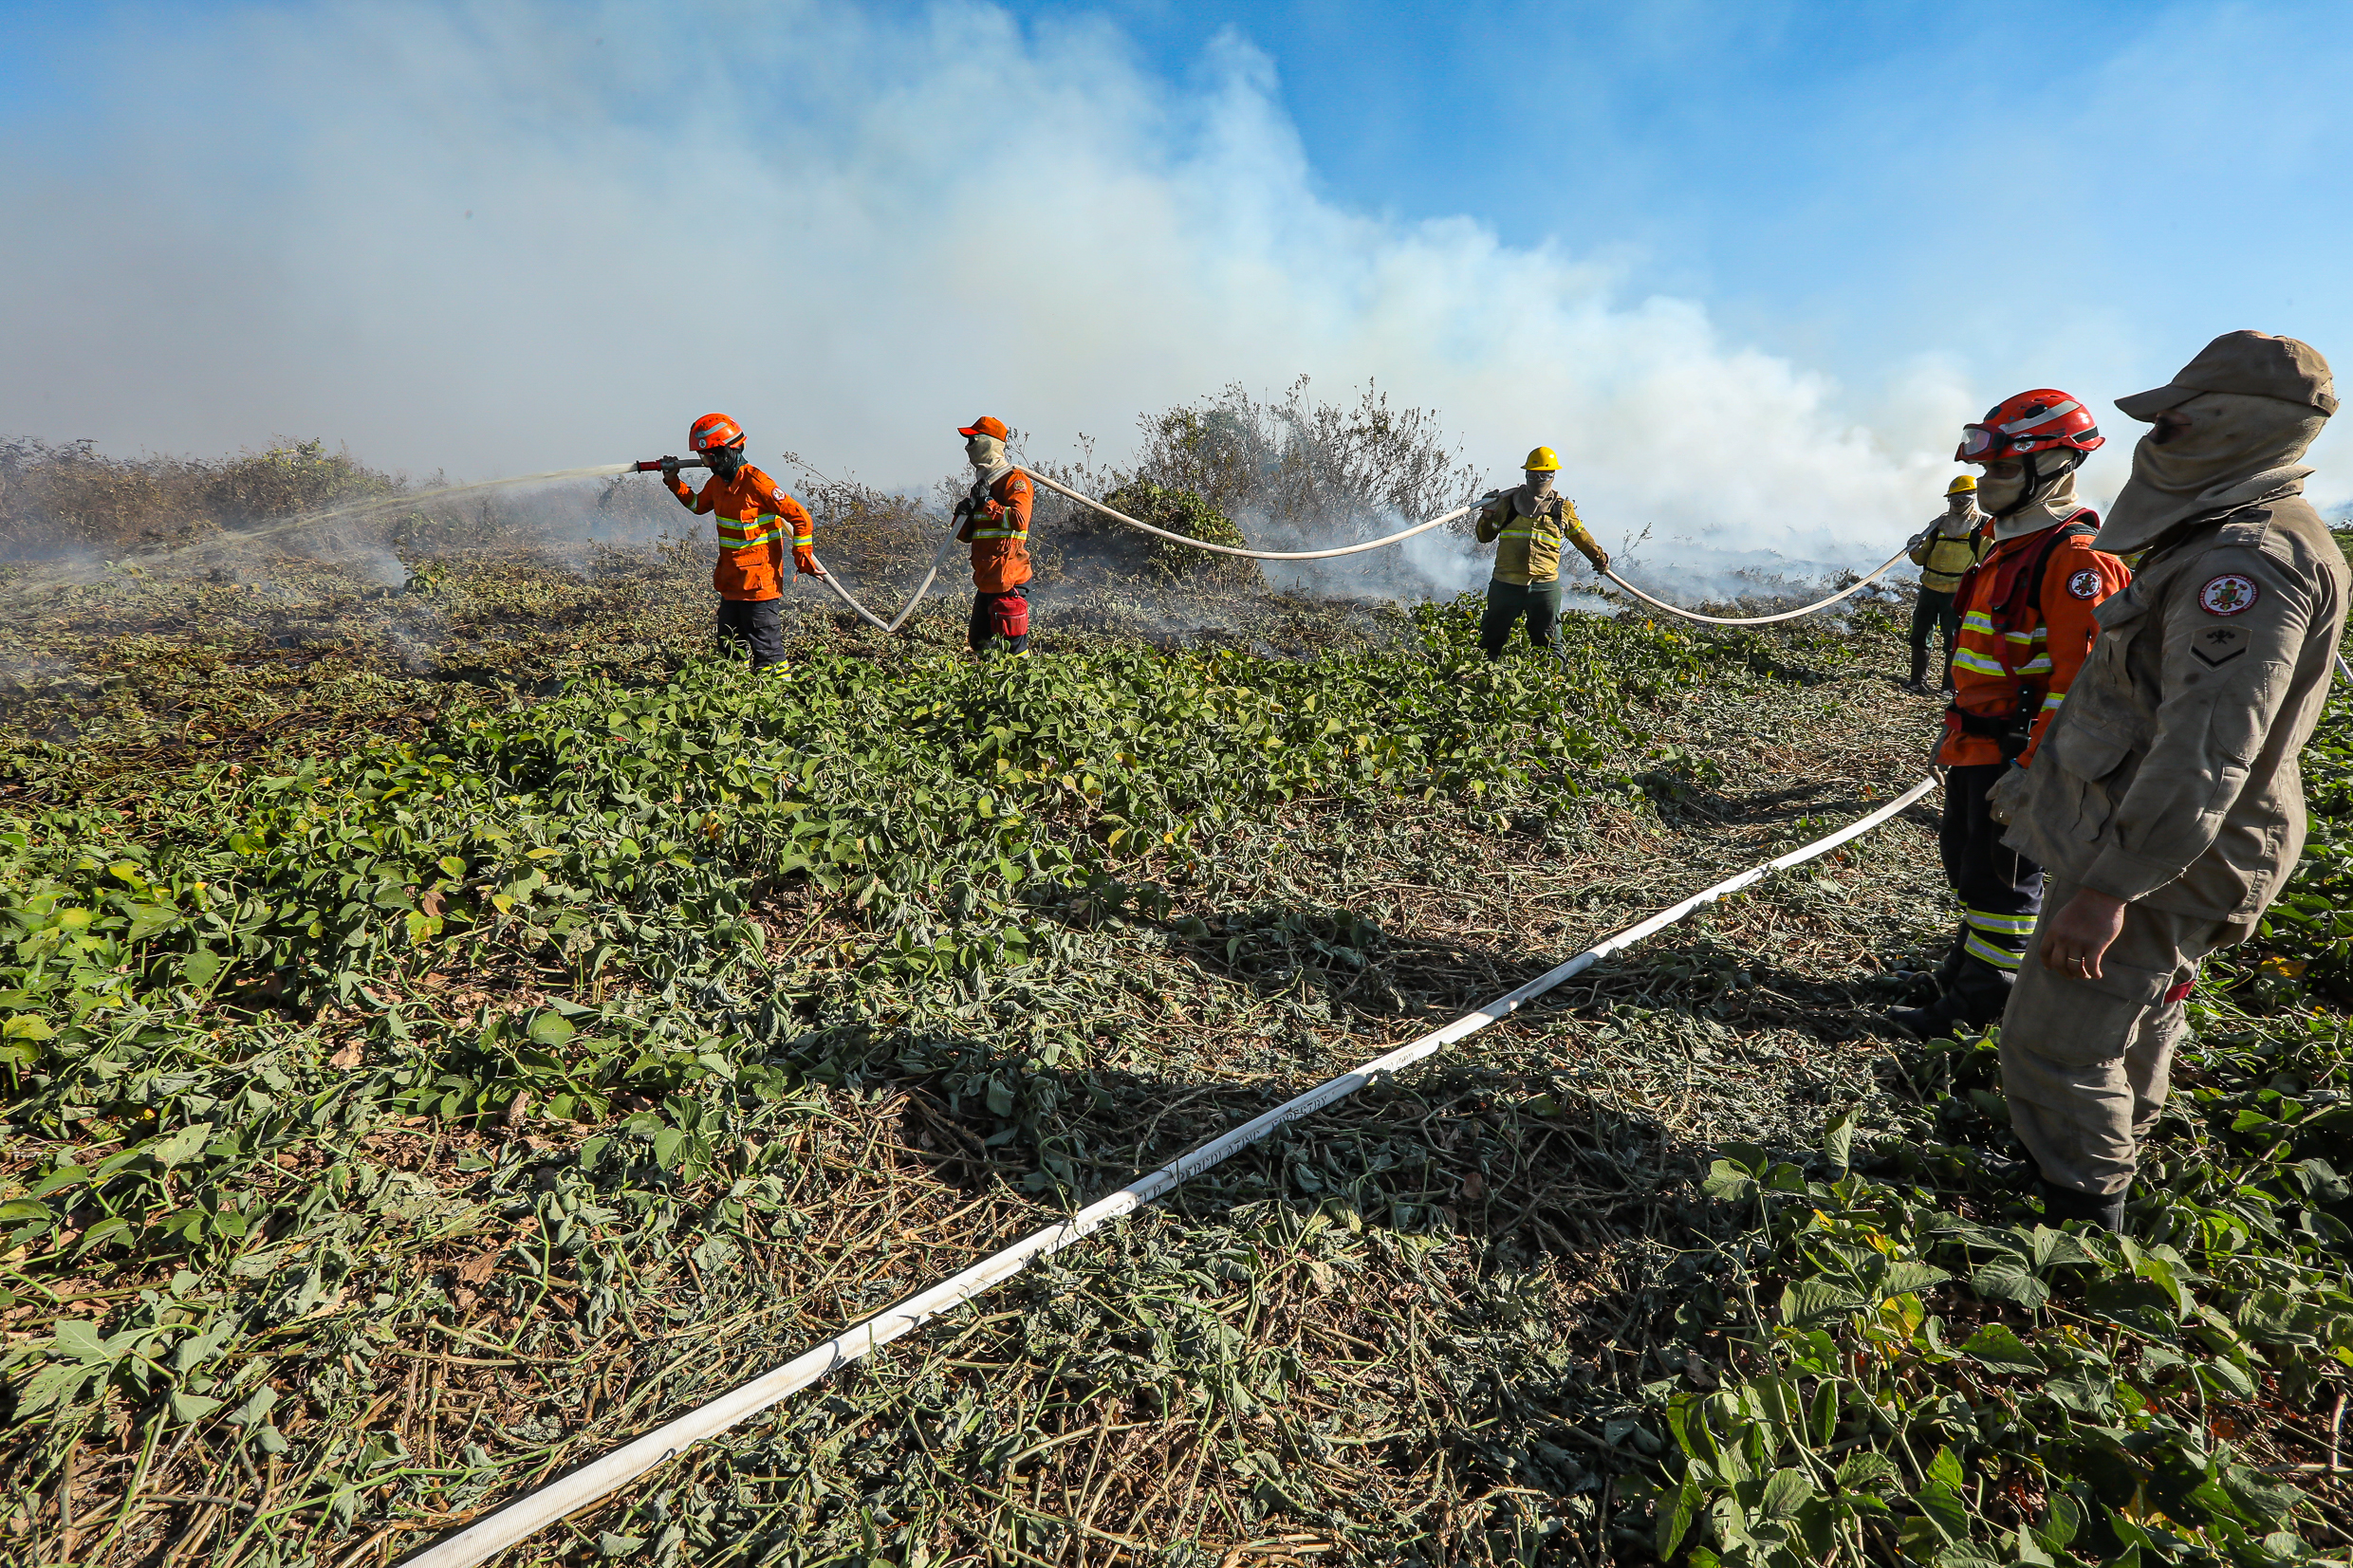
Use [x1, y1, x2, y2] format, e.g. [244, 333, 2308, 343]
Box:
[0, 378, 1910, 751]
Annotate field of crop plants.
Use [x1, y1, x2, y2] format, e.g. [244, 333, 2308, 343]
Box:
[2, 434, 2350, 1568]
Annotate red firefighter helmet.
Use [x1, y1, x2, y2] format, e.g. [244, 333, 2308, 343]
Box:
[1955, 390, 2104, 464]
[689, 413, 745, 452]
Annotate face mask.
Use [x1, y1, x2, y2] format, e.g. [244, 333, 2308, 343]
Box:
[968, 435, 1005, 471]
[1975, 448, 2082, 528]
[709, 445, 746, 480]
[1523, 470, 1555, 494]
[2096, 391, 2327, 555]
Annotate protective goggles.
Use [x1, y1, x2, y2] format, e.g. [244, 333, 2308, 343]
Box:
[1955, 423, 2011, 462]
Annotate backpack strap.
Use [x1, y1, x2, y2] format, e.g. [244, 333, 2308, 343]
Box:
[2001, 511, 2100, 633]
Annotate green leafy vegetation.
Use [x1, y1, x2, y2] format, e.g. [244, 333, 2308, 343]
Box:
[0, 441, 2344, 1566]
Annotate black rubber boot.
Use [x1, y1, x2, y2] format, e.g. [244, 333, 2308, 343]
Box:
[1931, 931, 1967, 994]
[1943, 953, 2015, 1032]
[1886, 949, 2010, 1040]
[1884, 993, 1970, 1041]
[2037, 1178, 2124, 1232]
[1884, 1000, 1955, 1040]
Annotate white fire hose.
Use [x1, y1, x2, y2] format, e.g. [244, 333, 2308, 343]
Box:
[806, 518, 963, 635]
[1026, 470, 1475, 561]
[398, 775, 1939, 1568]
[1600, 550, 1911, 627]
[801, 470, 1910, 634]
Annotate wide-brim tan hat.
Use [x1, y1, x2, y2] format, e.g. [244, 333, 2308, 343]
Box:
[2116, 330, 2337, 421]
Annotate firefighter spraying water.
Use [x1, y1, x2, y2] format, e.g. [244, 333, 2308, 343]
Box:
[643, 414, 819, 675]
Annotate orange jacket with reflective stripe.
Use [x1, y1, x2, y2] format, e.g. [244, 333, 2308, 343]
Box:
[955, 470, 1034, 595]
[1938, 511, 2130, 767]
[669, 464, 813, 602]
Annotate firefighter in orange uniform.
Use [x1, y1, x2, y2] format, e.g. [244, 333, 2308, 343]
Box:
[1888, 389, 2131, 1039]
[954, 415, 1035, 656]
[661, 413, 817, 673]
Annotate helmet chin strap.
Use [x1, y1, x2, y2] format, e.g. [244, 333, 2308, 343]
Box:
[1990, 448, 2083, 519]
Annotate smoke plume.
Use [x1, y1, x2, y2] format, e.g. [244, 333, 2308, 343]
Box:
[10, 1, 2320, 598]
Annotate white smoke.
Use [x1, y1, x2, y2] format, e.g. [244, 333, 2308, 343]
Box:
[0, 0, 2239, 600]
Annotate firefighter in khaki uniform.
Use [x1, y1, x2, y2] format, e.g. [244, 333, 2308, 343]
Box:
[1472, 446, 1609, 659]
[1887, 390, 2130, 1041]
[662, 412, 818, 673]
[1992, 332, 2346, 1231]
[953, 415, 1036, 657]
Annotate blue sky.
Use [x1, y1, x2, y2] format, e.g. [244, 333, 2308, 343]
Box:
[2, 0, 2348, 561]
[1010, 0, 2351, 400]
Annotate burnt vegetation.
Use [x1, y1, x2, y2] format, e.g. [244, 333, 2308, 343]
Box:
[0, 408, 2347, 1567]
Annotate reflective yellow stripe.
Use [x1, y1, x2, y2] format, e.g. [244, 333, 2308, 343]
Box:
[2040, 692, 2068, 711]
[970, 525, 1028, 540]
[1964, 908, 2037, 934]
[716, 510, 808, 548]
[1952, 649, 2008, 675]
[1964, 932, 2025, 969]
[1961, 611, 1997, 635]
[718, 518, 782, 547]
[2016, 655, 2053, 674]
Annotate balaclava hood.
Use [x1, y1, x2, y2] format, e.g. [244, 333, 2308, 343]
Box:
[967, 434, 1013, 495]
[1514, 470, 1557, 515]
[1978, 449, 2085, 540]
[2097, 330, 2337, 556]
[708, 443, 747, 481]
[2098, 393, 2326, 556]
[1937, 492, 1983, 537]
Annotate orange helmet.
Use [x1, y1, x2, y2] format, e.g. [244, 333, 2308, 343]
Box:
[690, 413, 745, 452]
[1955, 390, 2103, 464]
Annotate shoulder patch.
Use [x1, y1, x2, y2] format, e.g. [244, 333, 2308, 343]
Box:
[2198, 573, 2259, 617]
[2066, 567, 2101, 600]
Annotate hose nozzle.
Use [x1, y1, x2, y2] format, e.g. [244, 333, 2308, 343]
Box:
[632, 456, 711, 473]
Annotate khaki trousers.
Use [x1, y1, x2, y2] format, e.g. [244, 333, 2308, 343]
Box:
[1998, 880, 2246, 1197]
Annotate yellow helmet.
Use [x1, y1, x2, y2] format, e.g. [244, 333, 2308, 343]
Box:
[1524, 446, 1562, 472]
[1946, 474, 1976, 493]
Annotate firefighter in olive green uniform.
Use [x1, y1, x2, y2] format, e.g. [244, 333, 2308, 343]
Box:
[1904, 476, 1989, 692]
[1992, 331, 2347, 1232]
[1472, 446, 1609, 659]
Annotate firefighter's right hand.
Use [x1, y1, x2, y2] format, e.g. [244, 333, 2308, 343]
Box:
[658, 456, 682, 478]
[793, 546, 823, 578]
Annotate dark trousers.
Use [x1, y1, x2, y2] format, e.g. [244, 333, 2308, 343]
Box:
[970, 590, 1030, 656]
[1479, 578, 1562, 659]
[716, 598, 785, 671]
[1909, 589, 1959, 686]
[1936, 762, 2043, 1025]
